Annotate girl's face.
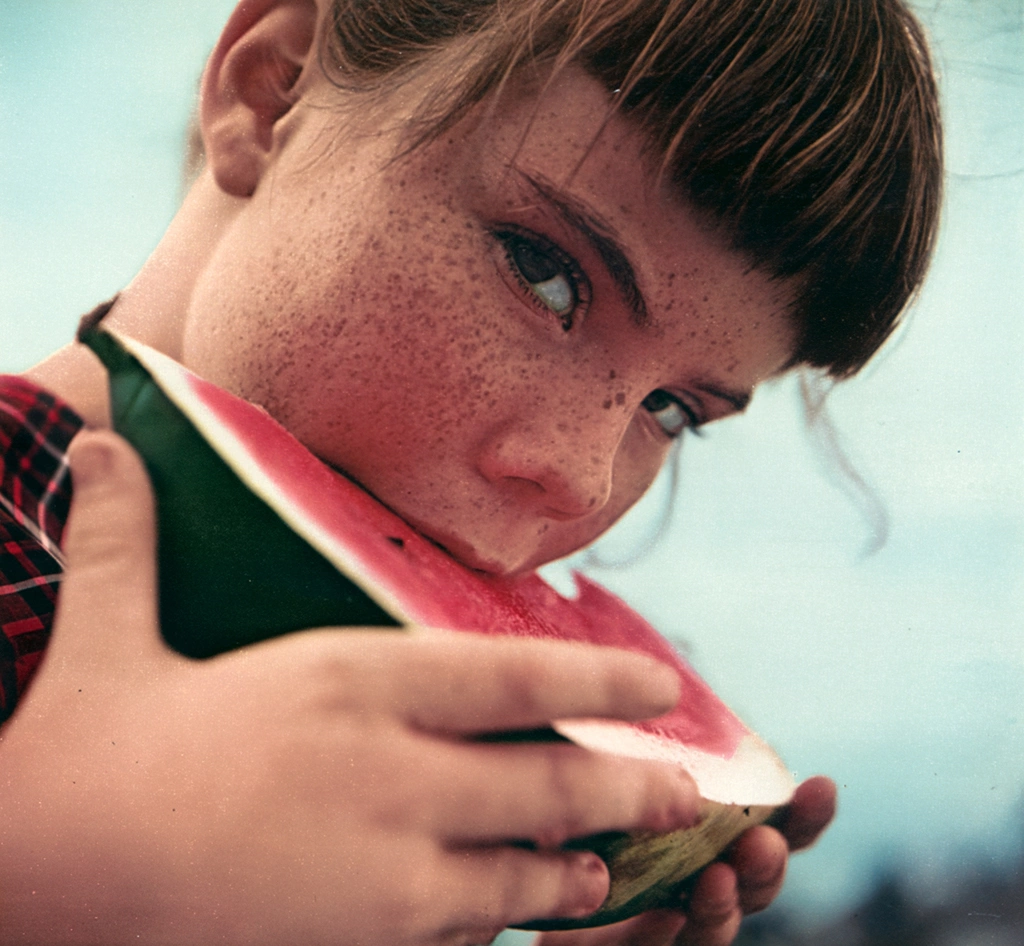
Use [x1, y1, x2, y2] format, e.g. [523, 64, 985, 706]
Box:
[182, 68, 798, 576]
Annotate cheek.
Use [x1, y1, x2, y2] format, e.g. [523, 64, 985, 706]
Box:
[230, 227, 528, 464]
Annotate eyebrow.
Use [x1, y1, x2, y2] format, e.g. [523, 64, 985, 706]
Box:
[517, 171, 755, 415]
[518, 171, 650, 326]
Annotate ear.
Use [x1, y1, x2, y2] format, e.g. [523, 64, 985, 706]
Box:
[200, 0, 319, 197]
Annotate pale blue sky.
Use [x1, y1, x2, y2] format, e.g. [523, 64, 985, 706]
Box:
[1, 0, 1021, 921]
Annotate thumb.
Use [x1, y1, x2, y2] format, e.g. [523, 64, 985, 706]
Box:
[48, 429, 166, 674]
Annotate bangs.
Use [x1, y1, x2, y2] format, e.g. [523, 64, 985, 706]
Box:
[323, 0, 942, 377]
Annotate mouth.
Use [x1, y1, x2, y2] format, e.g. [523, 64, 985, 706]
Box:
[317, 455, 512, 577]
[408, 526, 511, 576]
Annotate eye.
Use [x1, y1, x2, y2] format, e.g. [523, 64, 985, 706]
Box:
[492, 228, 589, 330]
[642, 390, 700, 439]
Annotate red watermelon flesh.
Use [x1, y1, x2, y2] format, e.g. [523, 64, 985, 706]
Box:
[120, 331, 793, 807]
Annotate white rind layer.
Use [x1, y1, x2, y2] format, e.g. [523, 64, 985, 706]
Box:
[554, 720, 796, 806]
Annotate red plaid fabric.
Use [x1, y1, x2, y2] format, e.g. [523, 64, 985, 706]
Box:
[0, 376, 83, 723]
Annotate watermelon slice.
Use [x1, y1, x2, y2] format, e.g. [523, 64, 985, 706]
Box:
[79, 324, 796, 929]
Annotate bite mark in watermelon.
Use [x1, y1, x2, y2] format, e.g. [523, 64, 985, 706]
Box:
[80, 324, 796, 929]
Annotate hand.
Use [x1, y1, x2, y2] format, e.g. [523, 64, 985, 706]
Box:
[0, 430, 701, 946]
[536, 777, 837, 946]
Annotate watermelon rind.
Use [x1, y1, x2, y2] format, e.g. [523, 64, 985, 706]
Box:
[79, 324, 796, 929]
[524, 800, 778, 929]
[81, 328, 401, 658]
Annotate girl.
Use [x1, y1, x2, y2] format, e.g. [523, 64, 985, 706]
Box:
[0, 0, 940, 943]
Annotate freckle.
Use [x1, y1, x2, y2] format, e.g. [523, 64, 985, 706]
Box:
[609, 369, 617, 380]
[603, 399, 613, 409]
[615, 392, 626, 406]
[588, 497, 597, 508]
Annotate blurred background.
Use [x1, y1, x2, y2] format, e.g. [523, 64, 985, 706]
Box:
[1, 1, 1021, 942]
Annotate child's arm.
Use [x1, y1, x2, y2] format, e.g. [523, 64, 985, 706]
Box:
[0, 431, 700, 946]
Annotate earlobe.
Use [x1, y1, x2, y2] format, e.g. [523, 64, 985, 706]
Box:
[200, 0, 318, 197]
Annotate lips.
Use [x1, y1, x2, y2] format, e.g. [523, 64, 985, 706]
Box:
[399, 518, 516, 577]
[316, 458, 516, 574]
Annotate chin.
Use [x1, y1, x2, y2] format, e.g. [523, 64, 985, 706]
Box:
[402, 519, 551, 578]
[423, 531, 526, 577]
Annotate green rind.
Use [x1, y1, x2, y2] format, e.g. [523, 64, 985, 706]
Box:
[520, 802, 776, 930]
[82, 329, 400, 658]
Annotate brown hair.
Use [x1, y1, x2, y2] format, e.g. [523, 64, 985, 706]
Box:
[321, 0, 942, 378]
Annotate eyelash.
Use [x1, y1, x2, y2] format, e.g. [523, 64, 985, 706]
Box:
[491, 226, 591, 330]
[641, 389, 703, 439]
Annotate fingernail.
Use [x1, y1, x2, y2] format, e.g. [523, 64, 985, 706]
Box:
[658, 774, 702, 831]
[650, 804, 699, 835]
[69, 433, 116, 489]
[565, 852, 608, 918]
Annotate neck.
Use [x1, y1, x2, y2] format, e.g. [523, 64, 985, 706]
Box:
[22, 172, 242, 428]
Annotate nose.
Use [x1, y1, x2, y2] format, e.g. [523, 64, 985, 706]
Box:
[476, 421, 620, 521]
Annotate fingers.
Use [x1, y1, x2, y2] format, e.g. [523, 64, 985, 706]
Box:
[449, 846, 610, 931]
[528, 778, 834, 946]
[676, 863, 742, 946]
[434, 741, 699, 845]
[51, 430, 165, 669]
[268, 630, 694, 855]
[530, 828, 785, 946]
[672, 777, 834, 944]
[304, 631, 696, 847]
[535, 911, 686, 946]
[776, 776, 837, 851]
[325, 630, 681, 734]
[729, 825, 787, 914]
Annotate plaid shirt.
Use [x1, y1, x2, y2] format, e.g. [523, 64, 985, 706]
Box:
[0, 376, 83, 723]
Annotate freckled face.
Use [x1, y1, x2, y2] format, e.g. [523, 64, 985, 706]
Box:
[182, 68, 797, 576]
